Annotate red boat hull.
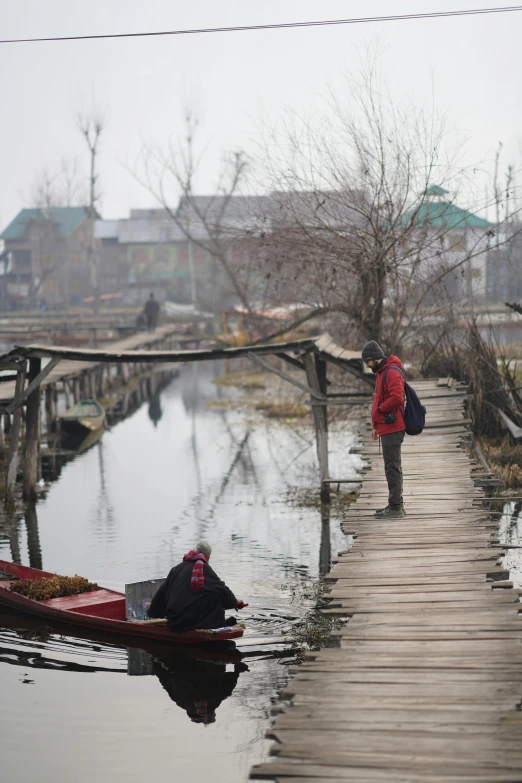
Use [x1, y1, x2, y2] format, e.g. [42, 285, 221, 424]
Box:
[0, 560, 244, 645]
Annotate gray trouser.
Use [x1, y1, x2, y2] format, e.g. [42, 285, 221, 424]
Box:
[381, 431, 405, 507]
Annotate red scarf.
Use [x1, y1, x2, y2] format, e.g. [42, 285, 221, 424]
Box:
[183, 550, 209, 592]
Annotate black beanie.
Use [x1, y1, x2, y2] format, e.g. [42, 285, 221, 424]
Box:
[361, 340, 386, 363]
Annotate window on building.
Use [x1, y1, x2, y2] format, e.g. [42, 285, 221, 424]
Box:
[450, 233, 467, 252]
[12, 250, 31, 270]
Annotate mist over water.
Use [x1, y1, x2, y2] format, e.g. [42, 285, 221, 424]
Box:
[0, 362, 361, 783]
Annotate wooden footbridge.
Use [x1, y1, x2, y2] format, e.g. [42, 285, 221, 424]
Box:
[252, 377, 522, 782]
[0, 331, 369, 502]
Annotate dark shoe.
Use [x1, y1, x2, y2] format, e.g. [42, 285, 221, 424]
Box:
[374, 505, 405, 518]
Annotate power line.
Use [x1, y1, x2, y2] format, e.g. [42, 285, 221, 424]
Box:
[1, 5, 522, 45]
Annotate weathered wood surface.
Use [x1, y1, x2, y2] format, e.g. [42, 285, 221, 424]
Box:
[0, 323, 181, 403]
[0, 331, 370, 381]
[251, 379, 522, 782]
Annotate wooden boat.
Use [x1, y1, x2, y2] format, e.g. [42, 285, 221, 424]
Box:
[0, 561, 244, 645]
[0, 608, 245, 664]
[59, 399, 105, 436]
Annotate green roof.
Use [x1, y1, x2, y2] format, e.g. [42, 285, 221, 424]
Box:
[403, 200, 493, 230]
[0, 207, 89, 240]
[425, 184, 450, 197]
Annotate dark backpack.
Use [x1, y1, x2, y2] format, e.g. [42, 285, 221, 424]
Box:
[381, 366, 426, 436]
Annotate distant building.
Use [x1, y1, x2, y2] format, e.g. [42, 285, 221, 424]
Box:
[0, 207, 96, 308]
[95, 202, 270, 308]
[486, 227, 522, 303]
[402, 186, 495, 302]
[95, 211, 208, 306]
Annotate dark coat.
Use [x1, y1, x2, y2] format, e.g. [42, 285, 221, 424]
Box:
[147, 560, 238, 632]
[144, 298, 160, 321]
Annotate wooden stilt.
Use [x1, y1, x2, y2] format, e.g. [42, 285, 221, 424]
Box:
[6, 362, 27, 505]
[0, 413, 6, 459]
[45, 386, 56, 435]
[23, 358, 41, 501]
[319, 506, 331, 576]
[303, 352, 330, 504]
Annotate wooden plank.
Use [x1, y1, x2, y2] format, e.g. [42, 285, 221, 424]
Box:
[251, 375, 522, 783]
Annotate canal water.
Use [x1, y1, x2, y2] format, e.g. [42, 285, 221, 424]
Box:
[0, 363, 361, 783]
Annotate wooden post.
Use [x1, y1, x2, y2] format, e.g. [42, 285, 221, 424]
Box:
[23, 358, 41, 501]
[63, 380, 71, 410]
[97, 366, 106, 397]
[0, 414, 6, 460]
[319, 506, 331, 576]
[5, 362, 27, 505]
[45, 386, 56, 435]
[303, 352, 330, 504]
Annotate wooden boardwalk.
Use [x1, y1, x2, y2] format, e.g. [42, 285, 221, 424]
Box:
[0, 323, 180, 404]
[252, 378, 522, 782]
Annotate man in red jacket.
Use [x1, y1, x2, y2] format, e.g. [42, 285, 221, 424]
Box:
[362, 340, 406, 518]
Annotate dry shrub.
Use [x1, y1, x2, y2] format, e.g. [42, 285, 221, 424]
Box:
[420, 320, 522, 438]
[11, 575, 98, 601]
[480, 436, 522, 488]
[255, 401, 308, 418]
[212, 371, 265, 389]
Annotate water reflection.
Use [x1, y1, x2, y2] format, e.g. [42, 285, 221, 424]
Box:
[0, 361, 361, 783]
[0, 508, 43, 569]
[498, 500, 522, 588]
[148, 390, 163, 427]
[0, 610, 269, 729]
[25, 504, 43, 570]
[153, 652, 248, 725]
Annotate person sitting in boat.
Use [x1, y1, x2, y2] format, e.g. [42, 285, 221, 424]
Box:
[147, 541, 248, 632]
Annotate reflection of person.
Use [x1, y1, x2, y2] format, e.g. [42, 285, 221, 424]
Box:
[143, 292, 160, 332]
[153, 654, 248, 724]
[147, 541, 248, 632]
[148, 392, 162, 427]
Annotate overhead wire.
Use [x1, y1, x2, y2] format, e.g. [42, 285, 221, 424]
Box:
[0, 5, 522, 45]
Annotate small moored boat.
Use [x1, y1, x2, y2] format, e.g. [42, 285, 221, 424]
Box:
[59, 399, 105, 436]
[0, 561, 244, 645]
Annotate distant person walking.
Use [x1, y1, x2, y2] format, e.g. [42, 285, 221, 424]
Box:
[143, 292, 160, 332]
[362, 340, 406, 518]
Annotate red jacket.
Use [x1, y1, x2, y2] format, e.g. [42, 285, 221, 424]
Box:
[371, 355, 406, 436]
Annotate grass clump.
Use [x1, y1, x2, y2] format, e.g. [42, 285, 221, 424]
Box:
[212, 371, 266, 390]
[255, 400, 308, 419]
[480, 436, 522, 489]
[11, 575, 98, 601]
[291, 582, 346, 664]
[284, 486, 358, 513]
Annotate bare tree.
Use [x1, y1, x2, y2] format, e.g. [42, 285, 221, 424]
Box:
[132, 108, 253, 312]
[77, 109, 105, 311]
[253, 57, 521, 352]
[22, 160, 84, 305]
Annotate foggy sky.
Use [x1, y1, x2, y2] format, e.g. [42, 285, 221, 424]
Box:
[0, 0, 520, 227]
